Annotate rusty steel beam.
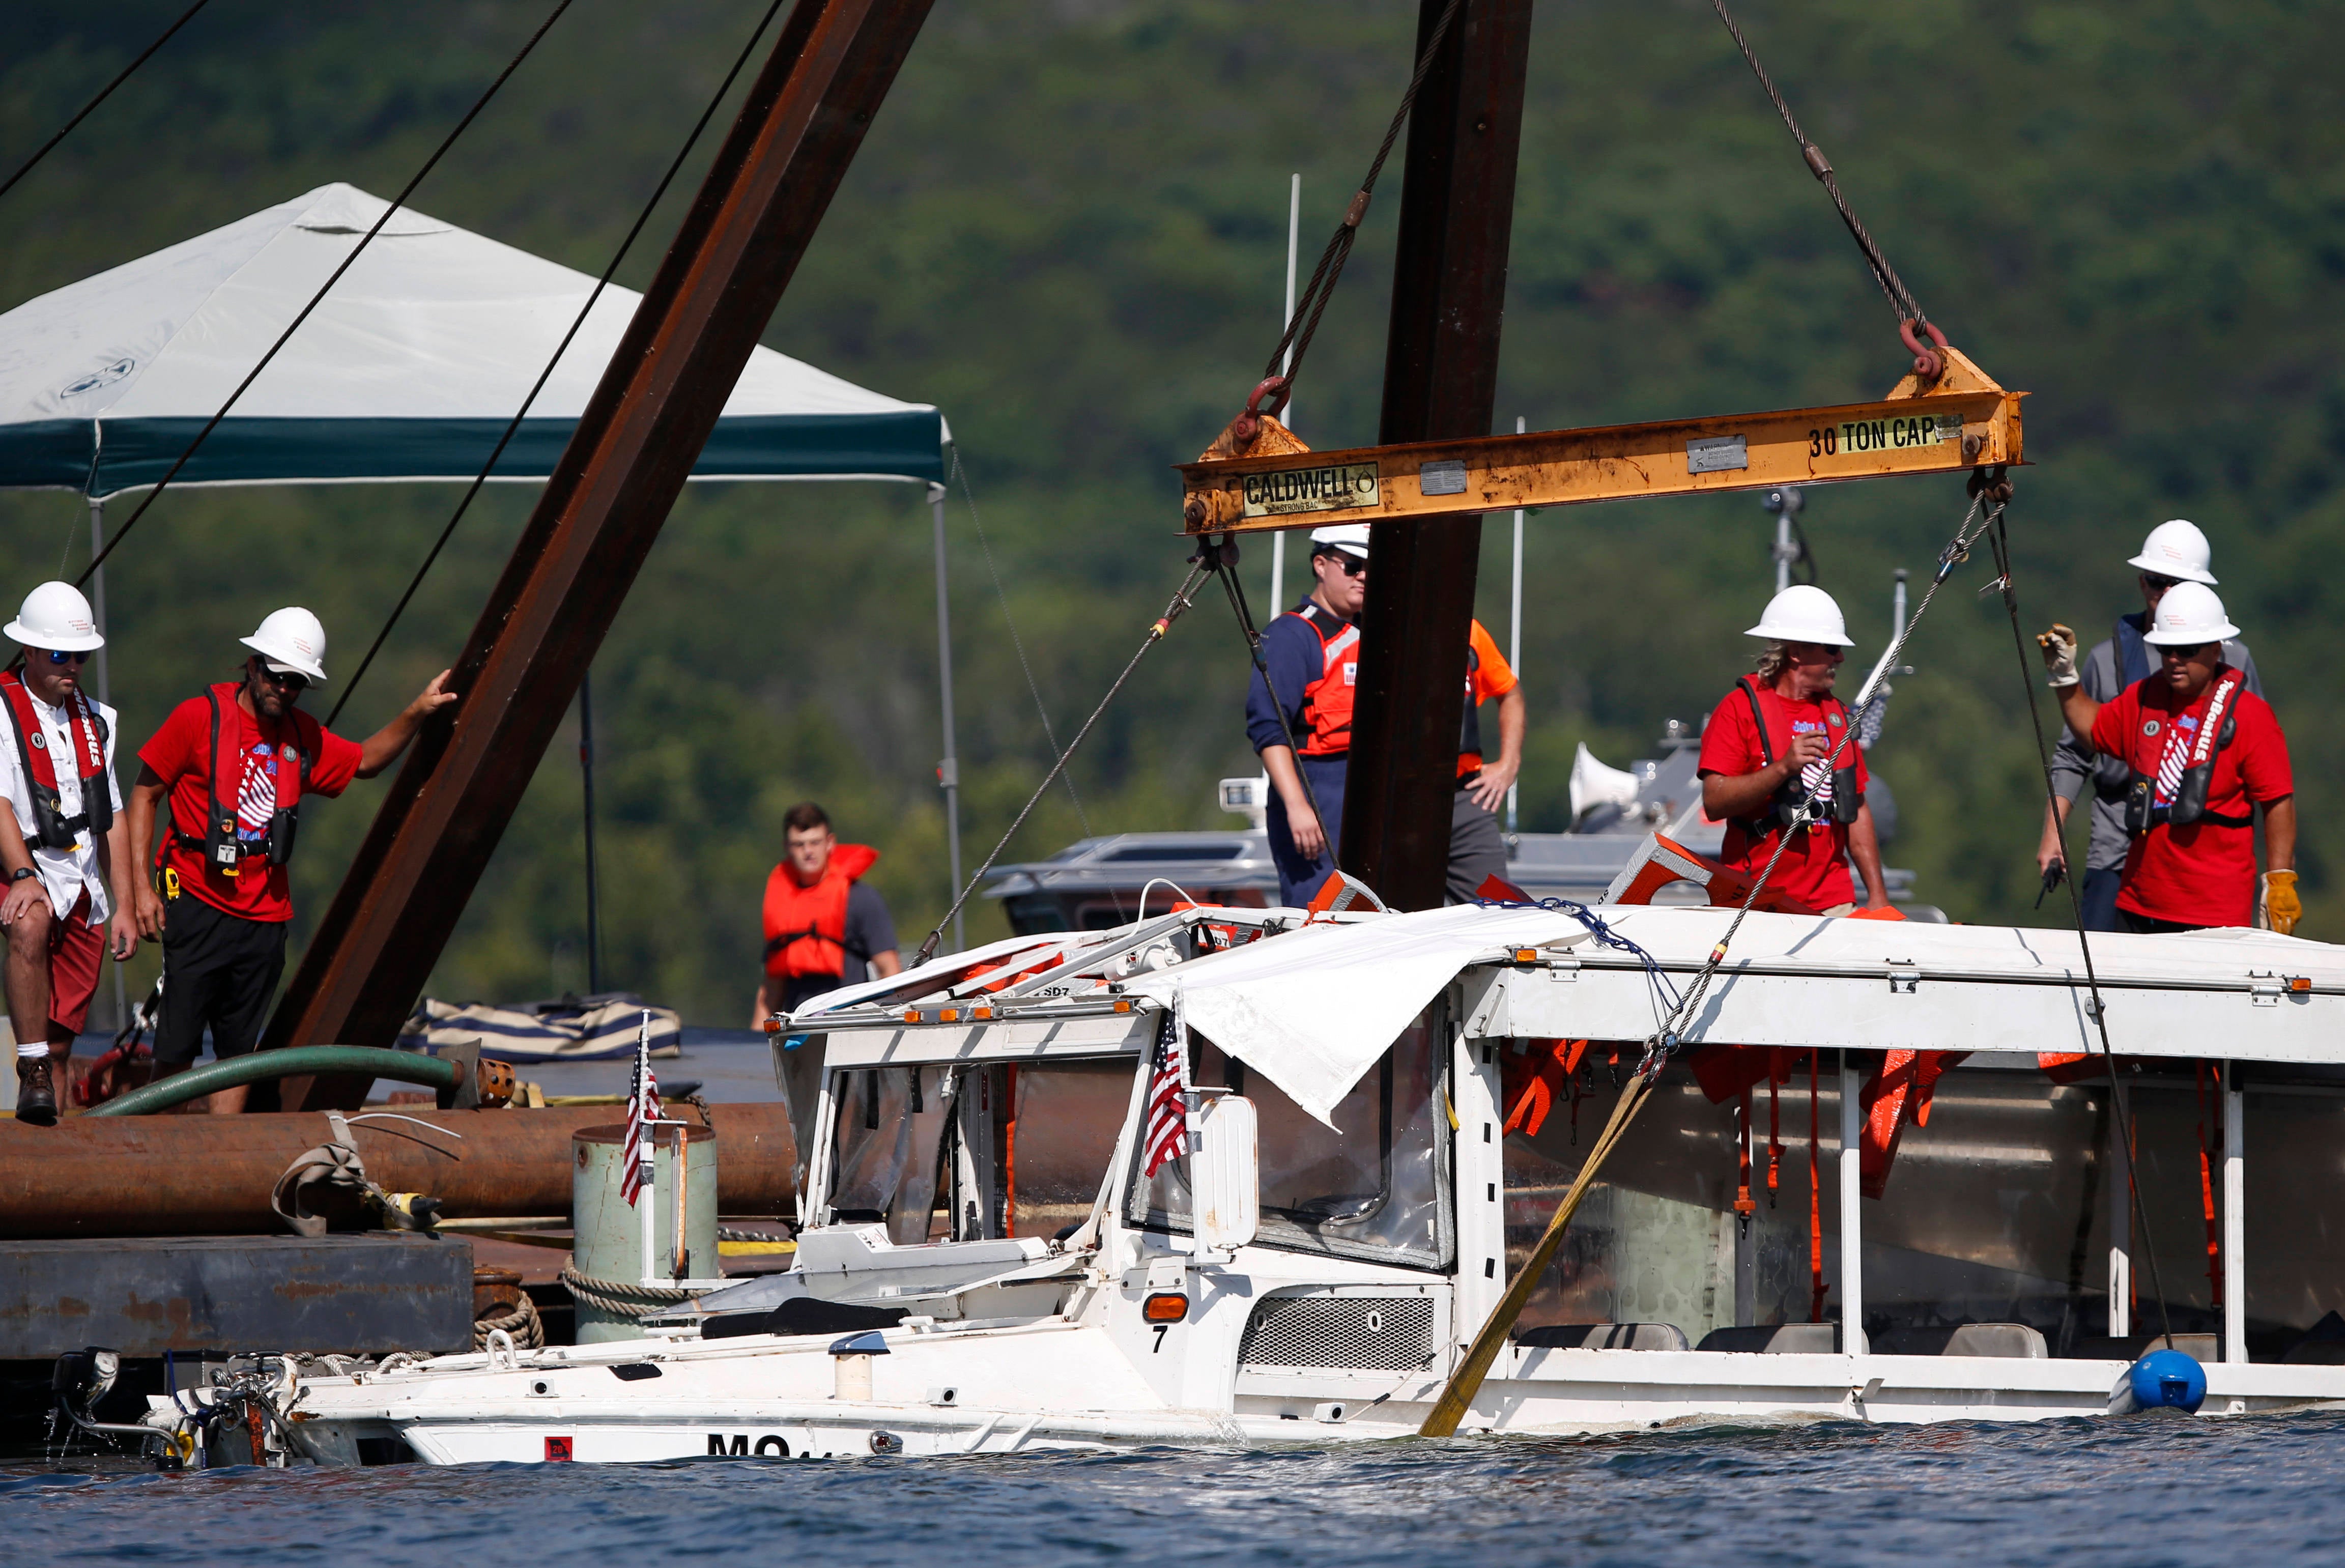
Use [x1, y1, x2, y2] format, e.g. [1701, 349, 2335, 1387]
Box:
[1178, 352, 2025, 536]
[0, 1102, 796, 1238]
[266, 0, 934, 1109]
[1339, 0, 1534, 912]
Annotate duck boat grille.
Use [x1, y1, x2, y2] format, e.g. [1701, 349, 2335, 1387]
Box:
[1237, 1295, 1435, 1371]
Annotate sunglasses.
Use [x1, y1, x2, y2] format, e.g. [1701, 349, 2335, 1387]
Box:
[255, 665, 311, 692]
[40, 649, 91, 666]
[1320, 552, 1367, 577]
[2140, 573, 2182, 592]
[2159, 642, 2217, 659]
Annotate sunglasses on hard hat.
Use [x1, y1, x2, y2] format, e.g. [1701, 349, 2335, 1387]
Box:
[40, 649, 91, 666]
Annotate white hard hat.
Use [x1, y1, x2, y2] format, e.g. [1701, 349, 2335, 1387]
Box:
[5, 581, 104, 652]
[2127, 519, 2218, 586]
[1745, 584, 1853, 647]
[2141, 581, 2240, 646]
[240, 606, 329, 683]
[1309, 524, 1371, 560]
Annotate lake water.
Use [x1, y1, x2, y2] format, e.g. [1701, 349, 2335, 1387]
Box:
[6, 1407, 2339, 1567]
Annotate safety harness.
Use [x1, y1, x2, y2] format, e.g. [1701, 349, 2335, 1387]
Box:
[172, 683, 313, 875]
[1733, 675, 1861, 837]
[0, 669, 111, 851]
[2123, 667, 2248, 836]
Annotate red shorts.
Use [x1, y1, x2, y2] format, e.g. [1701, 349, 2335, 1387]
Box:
[46, 888, 102, 1038]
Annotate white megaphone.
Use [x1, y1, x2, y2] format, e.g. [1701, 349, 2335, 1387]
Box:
[1569, 743, 1644, 824]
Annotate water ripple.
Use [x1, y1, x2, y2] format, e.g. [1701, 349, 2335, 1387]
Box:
[4, 1408, 2340, 1567]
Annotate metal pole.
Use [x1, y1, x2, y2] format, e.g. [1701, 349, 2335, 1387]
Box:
[2109, 1079, 2132, 1339]
[2223, 1064, 2245, 1363]
[579, 669, 602, 994]
[1508, 414, 1524, 838]
[265, 0, 937, 1109]
[89, 497, 125, 1035]
[1839, 1052, 1865, 1353]
[1270, 174, 1302, 615]
[930, 481, 963, 955]
[1343, 0, 1535, 910]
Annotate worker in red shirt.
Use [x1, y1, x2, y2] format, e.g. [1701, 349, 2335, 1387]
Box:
[1697, 586, 1892, 915]
[124, 609, 454, 1112]
[2039, 583, 2297, 933]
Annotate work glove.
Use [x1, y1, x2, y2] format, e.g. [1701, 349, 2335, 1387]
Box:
[2260, 870, 2301, 936]
[2037, 623, 2080, 688]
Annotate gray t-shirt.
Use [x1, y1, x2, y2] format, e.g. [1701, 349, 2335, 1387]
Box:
[778, 882, 899, 1012]
[2048, 611, 2261, 872]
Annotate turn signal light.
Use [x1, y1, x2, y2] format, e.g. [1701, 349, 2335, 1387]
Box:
[1113, 999, 1133, 1014]
[971, 1004, 995, 1020]
[1513, 948, 1538, 963]
[902, 1008, 922, 1023]
[939, 1007, 960, 1023]
[1142, 1292, 1188, 1323]
[761, 1018, 783, 1035]
[2289, 976, 2312, 993]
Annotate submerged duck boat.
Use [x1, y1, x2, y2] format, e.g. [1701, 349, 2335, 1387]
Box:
[165, 901, 2345, 1464]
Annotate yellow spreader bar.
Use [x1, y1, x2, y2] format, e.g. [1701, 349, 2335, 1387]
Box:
[1179, 353, 2023, 536]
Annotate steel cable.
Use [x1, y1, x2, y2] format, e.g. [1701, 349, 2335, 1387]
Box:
[1253, 0, 1467, 413]
[1706, 0, 1929, 330]
[75, 0, 579, 590]
[324, 0, 791, 727]
[1983, 506, 2179, 1350]
[0, 0, 214, 208]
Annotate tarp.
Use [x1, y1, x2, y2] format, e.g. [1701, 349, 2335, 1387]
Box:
[0, 184, 947, 497]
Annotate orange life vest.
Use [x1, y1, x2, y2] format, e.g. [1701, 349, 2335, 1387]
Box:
[1294, 604, 1359, 757]
[761, 843, 880, 980]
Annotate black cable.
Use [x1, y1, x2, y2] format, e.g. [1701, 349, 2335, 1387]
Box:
[325, 0, 790, 728]
[0, 1, 213, 208]
[74, 0, 579, 592]
[1984, 503, 2178, 1350]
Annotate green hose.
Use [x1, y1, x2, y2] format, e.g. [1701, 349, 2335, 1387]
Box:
[88, 1046, 462, 1117]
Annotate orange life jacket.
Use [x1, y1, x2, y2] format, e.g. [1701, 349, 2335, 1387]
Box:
[761, 843, 880, 980]
[1294, 604, 1359, 757]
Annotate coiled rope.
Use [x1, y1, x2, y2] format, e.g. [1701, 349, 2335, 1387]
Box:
[1422, 483, 2008, 1436]
[557, 1264, 700, 1320]
[473, 1292, 545, 1351]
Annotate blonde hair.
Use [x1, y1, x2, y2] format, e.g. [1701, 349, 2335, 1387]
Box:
[1753, 640, 1790, 681]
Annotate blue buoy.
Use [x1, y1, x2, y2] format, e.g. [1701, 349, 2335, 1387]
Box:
[2124, 1348, 2207, 1414]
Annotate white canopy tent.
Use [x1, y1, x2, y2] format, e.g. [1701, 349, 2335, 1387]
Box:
[0, 183, 946, 494]
[0, 184, 970, 997]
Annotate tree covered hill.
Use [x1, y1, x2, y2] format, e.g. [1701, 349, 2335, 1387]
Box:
[2, 0, 2339, 1023]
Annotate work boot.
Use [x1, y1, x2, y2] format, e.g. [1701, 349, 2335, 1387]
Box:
[15, 1054, 57, 1127]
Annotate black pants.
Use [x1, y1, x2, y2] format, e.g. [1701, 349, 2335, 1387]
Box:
[2118, 907, 2205, 936]
[155, 895, 290, 1066]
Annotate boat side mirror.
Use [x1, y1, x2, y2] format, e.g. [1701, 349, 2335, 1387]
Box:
[1191, 1094, 1259, 1255]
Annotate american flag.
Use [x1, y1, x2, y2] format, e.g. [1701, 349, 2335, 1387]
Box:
[1142, 1002, 1189, 1178]
[621, 1011, 660, 1207]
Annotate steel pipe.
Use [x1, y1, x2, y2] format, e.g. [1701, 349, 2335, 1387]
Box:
[0, 1102, 795, 1238]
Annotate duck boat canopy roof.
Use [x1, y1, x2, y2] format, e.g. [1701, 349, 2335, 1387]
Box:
[788, 902, 2345, 1123]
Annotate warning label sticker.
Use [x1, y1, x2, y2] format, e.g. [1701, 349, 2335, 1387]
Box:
[1240, 462, 1381, 518]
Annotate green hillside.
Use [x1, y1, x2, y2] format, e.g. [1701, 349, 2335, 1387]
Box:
[3, 0, 2339, 1026]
